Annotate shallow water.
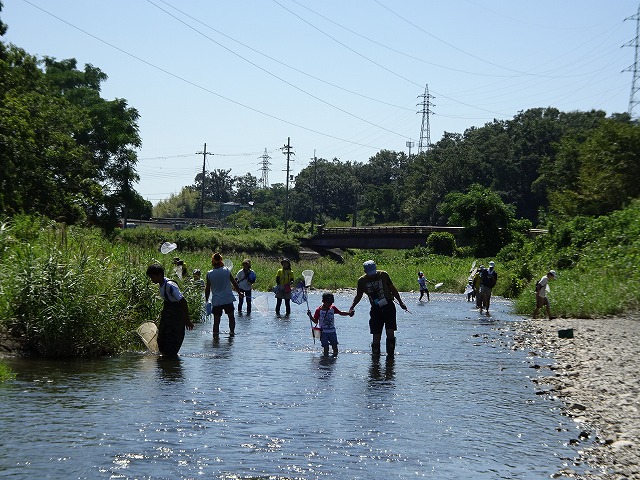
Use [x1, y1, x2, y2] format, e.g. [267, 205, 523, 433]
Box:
[0, 292, 586, 479]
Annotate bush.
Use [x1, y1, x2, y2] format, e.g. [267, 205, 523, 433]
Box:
[427, 232, 457, 256]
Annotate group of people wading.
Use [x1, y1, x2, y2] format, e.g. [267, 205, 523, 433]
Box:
[147, 254, 557, 359]
[146, 257, 407, 358]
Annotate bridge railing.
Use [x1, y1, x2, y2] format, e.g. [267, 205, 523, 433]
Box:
[316, 225, 465, 236]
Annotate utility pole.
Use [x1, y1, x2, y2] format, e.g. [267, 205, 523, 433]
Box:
[417, 84, 435, 154]
[624, 3, 640, 119]
[196, 143, 213, 219]
[406, 140, 415, 158]
[281, 137, 294, 234]
[258, 148, 271, 188]
[310, 150, 317, 234]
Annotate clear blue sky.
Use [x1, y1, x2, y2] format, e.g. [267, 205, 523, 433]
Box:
[3, 1, 637, 204]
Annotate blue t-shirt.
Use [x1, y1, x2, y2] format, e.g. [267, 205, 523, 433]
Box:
[207, 267, 236, 306]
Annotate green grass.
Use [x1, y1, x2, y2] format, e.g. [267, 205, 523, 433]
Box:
[0, 362, 15, 382]
[2, 200, 639, 358]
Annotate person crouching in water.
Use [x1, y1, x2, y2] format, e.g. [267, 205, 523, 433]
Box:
[205, 253, 240, 337]
[146, 263, 194, 357]
[307, 292, 354, 356]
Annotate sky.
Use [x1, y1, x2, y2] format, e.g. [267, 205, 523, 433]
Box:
[2, 1, 638, 205]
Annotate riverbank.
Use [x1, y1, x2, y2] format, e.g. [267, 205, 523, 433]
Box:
[514, 315, 640, 479]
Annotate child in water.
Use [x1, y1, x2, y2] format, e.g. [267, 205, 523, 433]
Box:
[418, 271, 434, 302]
[307, 292, 354, 356]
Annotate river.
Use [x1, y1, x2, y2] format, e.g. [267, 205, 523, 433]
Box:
[0, 291, 588, 479]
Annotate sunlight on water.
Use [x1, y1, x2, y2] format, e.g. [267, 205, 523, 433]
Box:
[0, 292, 588, 479]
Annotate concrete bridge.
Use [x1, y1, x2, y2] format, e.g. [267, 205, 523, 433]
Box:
[301, 225, 467, 250]
[301, 225, 547, 250]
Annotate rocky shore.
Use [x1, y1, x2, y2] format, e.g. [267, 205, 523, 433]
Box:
[514, 315, 640, 480]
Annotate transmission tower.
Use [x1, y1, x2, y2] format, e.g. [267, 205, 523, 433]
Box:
[625, 3, 640, 119]
[258, 148, 271, 188]
[417, 84, 435, 154]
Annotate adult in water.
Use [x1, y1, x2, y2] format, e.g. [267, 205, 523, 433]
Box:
[275, 257, 294, 316]
[146, 263, 194, 357]
[205, 253, 240, 336]
[349, 260, 408, 356]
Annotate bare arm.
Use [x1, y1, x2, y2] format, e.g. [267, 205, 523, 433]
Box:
[179, 297, 194, 330]
[389, 282, 407, 310]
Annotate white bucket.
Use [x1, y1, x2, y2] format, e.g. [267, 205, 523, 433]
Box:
[312, 326, 322, 340]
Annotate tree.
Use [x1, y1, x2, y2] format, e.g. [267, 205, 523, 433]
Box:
[233, 173, 258, 204]
[439, 184, 516, 256]
[153, 187, 199, 218]
[0, 40, 144, 229]
[574, 120, 640, 216]
[293, 158, 359, 224]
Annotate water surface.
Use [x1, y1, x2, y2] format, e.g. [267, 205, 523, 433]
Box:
[0, 292, 586, 479]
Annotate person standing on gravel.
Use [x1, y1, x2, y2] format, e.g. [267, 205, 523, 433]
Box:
[533, 270, 557, 319]
[479, 261, 497, 316]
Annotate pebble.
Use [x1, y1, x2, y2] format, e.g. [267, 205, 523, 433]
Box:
[515, 315, 640, 480]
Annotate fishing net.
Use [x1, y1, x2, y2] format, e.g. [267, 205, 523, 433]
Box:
[291, 284, 307, 305]
[137, 322, 160, 354]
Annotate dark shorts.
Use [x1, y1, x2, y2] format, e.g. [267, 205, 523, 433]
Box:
[321, 331, 338, 348]
[369, 302, 397, 335]
[211, 303, 235, 316]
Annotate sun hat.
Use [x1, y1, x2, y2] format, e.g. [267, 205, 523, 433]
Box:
[363, 260, 377, 275]
[549, 270, 557, 278]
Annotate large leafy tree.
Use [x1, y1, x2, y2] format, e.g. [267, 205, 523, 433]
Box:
[0, 13, 145, 229]
[439, 184, 516, 256]
[233, 173, 258, 204]
[354, 150, 408, 225]
[554, 119, 640, 217]
[293, 158, 359, 225]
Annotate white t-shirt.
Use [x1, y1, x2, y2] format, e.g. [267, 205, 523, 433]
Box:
[159, 278, 183, 302]
[537, 276, 550, 298]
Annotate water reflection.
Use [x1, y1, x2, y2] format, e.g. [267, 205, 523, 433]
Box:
[368, 355, 396, 383]
[156, 356, 184, 382]
[314, 354, 337, 380]
[0, 292, 590, 479]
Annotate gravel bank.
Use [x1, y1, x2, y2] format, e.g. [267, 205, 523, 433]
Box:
[514, 315, 640, 480]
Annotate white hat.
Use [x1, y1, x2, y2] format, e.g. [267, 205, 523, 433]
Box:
[549, 270, 557, 278]
[489, 261, 495, 267]
[363, 260, 377, 275]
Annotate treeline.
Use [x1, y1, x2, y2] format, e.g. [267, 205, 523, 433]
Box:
[164, 109, 640, 237]
[0, 5, 152, 231]
[3, 1, 639, 243]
